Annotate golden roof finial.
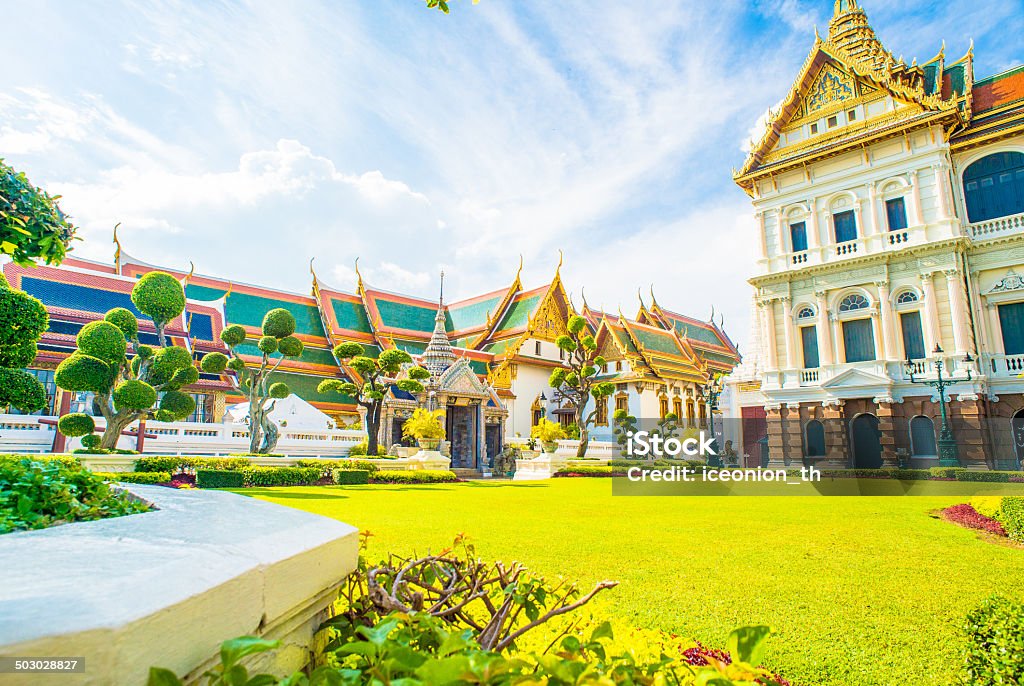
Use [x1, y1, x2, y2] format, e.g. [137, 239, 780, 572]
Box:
[112, 222, 123, 274]
[181, 261, 195, 287]
[637, 287, 645, 310]
[224, 281, 233, 298]
[354, 257, 364, 289]
[555, 249, 563, 278]
[515, 254, 523, 283]
[650, 284, 659, 308]
[580, 286, 590, 312]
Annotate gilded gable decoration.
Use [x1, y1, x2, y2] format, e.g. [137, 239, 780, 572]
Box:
[806, 63, 855, 114]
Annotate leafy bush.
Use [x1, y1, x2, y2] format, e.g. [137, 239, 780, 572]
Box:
[556, 465, 615, 477]
[332, 468, 370, 485]
[930, 466, 960, 479]
[954, 469, 1011, 483]
[348, 440, 388, 457]
[0, 458, 149, 533]
[1000, 497, 1024, 543]
[970, 496, 1004, 519]
[296, 458, 380, 475]
[962, 594, 1024, 685]
[943, 504, 1007, 536]
[134, 456, 254, 474]
[531, 417, 566, 443]
[370, 470, 457, 484]
[240, 466, 323, 487]
[888, 468, 933, 480]
[0, 158, 76, 266]
[196, 469, 245, 489]
[0, 453, 81, 469]
[93, 471, 172, 485]
[401, 408, 445, 441]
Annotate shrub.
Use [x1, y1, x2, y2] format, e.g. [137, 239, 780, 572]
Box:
[76, 320, 127, 364]
[348, 440, 387, 457]
[240, 466, 322, 487]
[370, 470, 458, 484]
[0, 158, 76, 266]
[196, 469, 245, 489]
[930, 466, 960, 479]
[889, 468, 933, 480]
[93, 471, 172, 485]
[943, 504, 1007, 536]
[0, 458, 149, 533]
[954, 469, 1011, 483]
[556, 465, 615, 477]
[57, 412, 95, 438]
[131, 271, 186, 328]
[401, 408, 445, 441]
[261, 308, 296, 338]
[1000, 497, 1024, 543]
[531, 417, 566, 443]
[962, 595, 1024, 685]
[113, 379, 158, 411]
[0, 453, 80, 469]
[80, 435, 102, 449]
[332, 468, 370, 485]
[104, 307, 138, 338]
[295, 458, 379, 475]
[134, 456, 255, 474]
[134, 456, 186, 473]
[970, 496, 1004, 519]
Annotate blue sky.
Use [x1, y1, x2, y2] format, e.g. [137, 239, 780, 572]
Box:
[1, 0, 1021, 352]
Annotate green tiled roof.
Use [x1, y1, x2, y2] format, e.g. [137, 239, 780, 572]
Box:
[452, 335, 478, 348]
[495, 294, 542, 332]
[484, 339, 514, 355]
[394, 340, 427, 355]
[611, 327, 640, 355]
[674, 322, 726, 348]
[701, 350, 740, 365]
[268, 371, 354, 405]
[234, 341, 339, 367]
[634, 328, 683, 357]
[331, 298, 373, 334]
[448, 294, 502, 332]
[469, 359, 489, 375]
[376, 299, 437, 333]
[186, 285, 327, 339]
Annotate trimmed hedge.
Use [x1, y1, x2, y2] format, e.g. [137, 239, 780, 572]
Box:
[962, 594, 1024, 684]
[196, 469, 245, 489]
[240, 466, 323, 487]
[930, 467, 960, 479]
[332, 468, 370, 485]
[370, 470, 458, 484]
[93, 471, 171, 485]
[296, 458, 380, 476]
[348, 440, 389, 457]
[0, 453, 80, 469]
[556, 465, 616, 477]
[954, 469, 1011, 483]
[1000, 497, 1024, 543]
[134, 456, 253, 473]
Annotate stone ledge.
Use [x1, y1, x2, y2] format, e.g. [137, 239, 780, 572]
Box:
[0, 484, 359, 685]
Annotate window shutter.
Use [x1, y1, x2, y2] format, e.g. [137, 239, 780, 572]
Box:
[842, 318, 875, 362]
[833, 210, 857, 243]
[900, 311, 926, 360]
[801, 326, 820, 368]
[789, 222, 808, 252]
[885, 197, 908, 230]
[999, 303, 1024, 355]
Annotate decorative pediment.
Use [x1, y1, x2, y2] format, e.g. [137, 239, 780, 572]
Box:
[437, 358, 489, 397]
[805, 62, 856, 115]
[820, 366, 892, 394]
[986, 270, 1024, 295]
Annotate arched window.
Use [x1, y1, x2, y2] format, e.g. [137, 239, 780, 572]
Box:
[797, 306, 816, 320]
[659, 396, 669, 419]
[686, 398, 696, 426]
[895, 290, 919, 304]
[839, 294, 869, 312]
[805, 420, 826, 457]
[963, 152, 1024, 222]
[910, 416, 937, 457]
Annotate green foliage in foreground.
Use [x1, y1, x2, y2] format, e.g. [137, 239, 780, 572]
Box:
[962, 594, 1024, 684]
[1000, 496, 1024, 543]
[0, 458, 148, 534]
[197, 469, 245, 489]
[332, 469, 369, 485]
[370, 470, 457, 484]
[246, 479, 1024, 685]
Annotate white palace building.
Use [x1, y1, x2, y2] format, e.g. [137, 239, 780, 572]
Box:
[723, 0, 1024, 470]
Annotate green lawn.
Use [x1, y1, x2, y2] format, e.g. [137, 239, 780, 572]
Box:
[242, 479, 1024, 685]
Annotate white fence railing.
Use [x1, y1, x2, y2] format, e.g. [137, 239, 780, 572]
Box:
[970, 212, 1024, 241]
[0, 415, 365, 458]
[505, 436, 614, 459]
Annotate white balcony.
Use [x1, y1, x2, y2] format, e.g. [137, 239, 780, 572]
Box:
[988, 353, 1024, 379]
[969, 211, 1024, 242]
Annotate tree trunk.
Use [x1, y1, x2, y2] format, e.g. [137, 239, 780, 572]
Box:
[249, 402, 264, 455]
[258, 402, 280, 454]
[100, 411, 137, 451]
[366, 402, 382, 456]
[575, 399, 589, 458]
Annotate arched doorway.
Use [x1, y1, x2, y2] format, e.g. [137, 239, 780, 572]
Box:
[962, 151, 1024, 222]
[1012, 409, 1024, 470]
[849, 413, 882, 469]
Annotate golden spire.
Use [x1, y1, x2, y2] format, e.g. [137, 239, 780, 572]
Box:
[555, 249, 563, 279]
[181, 261, 195, 288]
[515, 254, 523, 283]
[354, 257, 364, 290]
[112, 222, 122, 274]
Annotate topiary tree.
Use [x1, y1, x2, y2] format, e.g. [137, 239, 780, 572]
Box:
[54, 272, 198, 450]
[0, 278, 50, 413]
[0, 158, 76, 265]
[612, 408, 638, 458]
[200, 308, 306, 455]
[317, 343, 431, 456]
[549, 315, 615, 457]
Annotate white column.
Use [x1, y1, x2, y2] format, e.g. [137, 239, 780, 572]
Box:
[866, 183, 880, 237]
[762, 300, 779, 371]
[910, 171, 924, 226]
[921, 272, 943, 351]
[757, 211, 768, 260]
[854, 202, 866, 238]
[807, 201, 821, 250]
[870, 312, 883, 361]
[777, 208, 791, 254]
[934, 164, 952, 220]
[815, 291, 835, 366]
[944, 269, 971, 354]
[782, 297, 797, 369]
[988, 303, 1005, 354]
[833, 313, 846, 364]
[875, 281, 897, 360]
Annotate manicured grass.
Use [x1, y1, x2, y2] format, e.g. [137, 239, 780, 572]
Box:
[241, 479, 1024, 685]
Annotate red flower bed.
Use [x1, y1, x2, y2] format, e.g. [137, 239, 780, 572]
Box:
[681, 641, 790, 686]
[943, 503, 1007, 536]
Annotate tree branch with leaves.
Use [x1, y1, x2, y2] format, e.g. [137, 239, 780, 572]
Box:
[549, 315, 615, 458]
[318, 343, 431, 455]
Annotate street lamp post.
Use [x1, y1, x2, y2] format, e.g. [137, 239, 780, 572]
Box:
[905, 344, 974, 468]
[697, 373, 725, 467]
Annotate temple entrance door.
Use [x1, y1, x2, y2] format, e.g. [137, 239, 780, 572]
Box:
[485, 424, 501, 468]
[1012, 409, 1024, 470]
[446, 405, 478, 469]
[850, 413, 882, 469]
